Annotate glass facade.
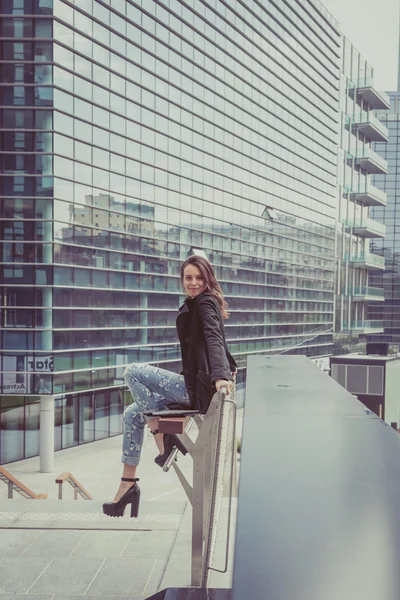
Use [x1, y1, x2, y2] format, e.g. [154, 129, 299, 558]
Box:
[335, 37, 388, 351]
[368, 92, 400, 347]
[1, 0, 340, 463]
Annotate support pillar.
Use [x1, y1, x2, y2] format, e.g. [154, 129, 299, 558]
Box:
[139, 260, 148, 346]
[40, 395, 55, 473]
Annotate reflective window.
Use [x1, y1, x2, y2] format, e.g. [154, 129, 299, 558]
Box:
[0, 0, 340, 463]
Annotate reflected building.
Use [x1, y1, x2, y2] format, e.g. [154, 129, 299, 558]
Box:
[1, 0, 339, 463]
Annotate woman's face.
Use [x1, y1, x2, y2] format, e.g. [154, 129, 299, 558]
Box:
[183, 264, 207, 298]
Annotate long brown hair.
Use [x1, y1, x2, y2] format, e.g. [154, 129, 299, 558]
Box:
[180, 255, 229, 319]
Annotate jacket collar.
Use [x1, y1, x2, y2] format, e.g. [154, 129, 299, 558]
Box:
[179, 291, 210, 314]
[178, 301, 190, 315]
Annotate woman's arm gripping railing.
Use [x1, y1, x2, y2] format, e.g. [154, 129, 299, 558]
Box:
[55, 472, 93, 500]
[0, 467, 47, 499]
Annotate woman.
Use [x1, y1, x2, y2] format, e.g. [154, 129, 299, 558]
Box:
[102, 255, 237, 518]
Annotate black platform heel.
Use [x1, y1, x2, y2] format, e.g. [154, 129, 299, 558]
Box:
[151, 430, 188, 468]
[102, 477, 140, 518]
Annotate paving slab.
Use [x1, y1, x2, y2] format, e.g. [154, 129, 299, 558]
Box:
[70, 530, 134, 558]
[28, 557, 104, 595]
[0, 529, 41, 557]
[122, 530, 177, 558]
[0, 596, 54, 600]
[0, 557, 52, 594]
[85, 557, 167, 597]
[20, 529, 86, 557]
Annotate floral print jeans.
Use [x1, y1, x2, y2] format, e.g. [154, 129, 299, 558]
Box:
[122, 363, 191, 466]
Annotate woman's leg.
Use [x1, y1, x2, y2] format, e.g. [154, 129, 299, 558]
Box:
[112, 402, 144, 502]
[124, 363, 190, 456]
[113, 363, 190, 502]
[124, 363, 190, 411]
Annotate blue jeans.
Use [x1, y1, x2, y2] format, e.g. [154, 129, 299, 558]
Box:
[122, 363, 191, 466]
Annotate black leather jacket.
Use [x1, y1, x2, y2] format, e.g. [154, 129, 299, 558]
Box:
[176, 291, 237, 413]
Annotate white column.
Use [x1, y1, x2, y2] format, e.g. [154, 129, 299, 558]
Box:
[40, 395, 54, 473]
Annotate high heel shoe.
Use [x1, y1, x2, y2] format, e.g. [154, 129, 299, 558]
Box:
[102, 477, 140, 518]
[151, 430, 188, 468]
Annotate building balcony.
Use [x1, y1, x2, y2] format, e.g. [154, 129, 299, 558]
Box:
[352, 286, 385, 302]
[352, 115, 389, 142]
[355, 79, 391, 110]
[344, 252, 385, 270]
[342, 320, 384, 334]
[343, 218, 386, 238]
[349, 185, 387, 207]
[348, 149, 388, 174]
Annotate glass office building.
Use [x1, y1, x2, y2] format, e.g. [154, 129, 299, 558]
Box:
[335, 37, 389, 353]
[368, 92, 400, 347]
[0, 0, 340, 463]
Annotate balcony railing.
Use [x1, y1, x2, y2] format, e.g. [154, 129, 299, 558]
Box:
[343, 320, 384, 332]
[352, 114, 389, 142]
[343, 218, 386, 238]
[344, 252, 385, 269]
[348, 149, 388, 174]
[348, 184, 387, 207]
[355, 79, 391, 110]
[352, 286, 385, 299]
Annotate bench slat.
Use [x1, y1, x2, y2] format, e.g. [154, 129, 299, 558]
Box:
[158, 417, 186, 434]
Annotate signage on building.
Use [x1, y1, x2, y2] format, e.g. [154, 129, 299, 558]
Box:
[1, 355, 53, 394]
[311, 356, 330, 372]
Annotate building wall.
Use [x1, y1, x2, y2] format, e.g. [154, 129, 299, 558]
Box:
[383, 359, 400, 427]
[0, 0, 340, 463]
[369, 92, 400, 346]
[335, 37, 388, 350]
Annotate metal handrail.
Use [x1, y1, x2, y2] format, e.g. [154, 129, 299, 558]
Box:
[0, 466, 47, 499]
[55, 472, 93, 500]
[203, 394, 237, 586]
[148, 383, 238, 588]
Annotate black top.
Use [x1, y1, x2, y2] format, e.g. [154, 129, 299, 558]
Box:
[176, 291, 236, 412]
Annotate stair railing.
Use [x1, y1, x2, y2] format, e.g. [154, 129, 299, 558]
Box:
[0, 467, 47, 499]
[55, 472, 93, 500]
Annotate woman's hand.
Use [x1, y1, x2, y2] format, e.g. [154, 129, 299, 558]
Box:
[215, 379, 233, 395]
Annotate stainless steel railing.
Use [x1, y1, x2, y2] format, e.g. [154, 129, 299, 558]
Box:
[160, 384, 238, 587]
